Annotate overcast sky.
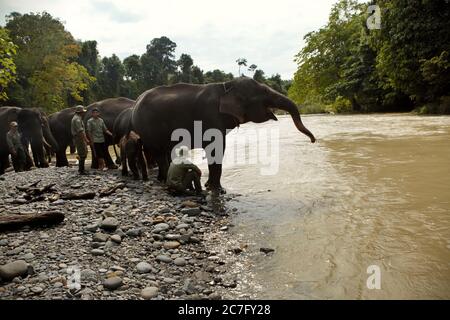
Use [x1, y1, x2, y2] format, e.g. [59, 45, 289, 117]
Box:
[0, 0, 338, 79]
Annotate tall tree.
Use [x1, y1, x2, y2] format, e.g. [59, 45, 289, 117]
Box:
[236, 58, 247, 76]
[177, 53, 194, 83]
[0, 27, 17, 102]
[5, 12, 93, 112]
[96, 54, 125, 99]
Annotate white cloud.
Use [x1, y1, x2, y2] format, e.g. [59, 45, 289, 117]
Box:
[0, 0, 337, 78]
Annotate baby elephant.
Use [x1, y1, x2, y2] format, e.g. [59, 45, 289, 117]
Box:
[119, 131, 148, 181]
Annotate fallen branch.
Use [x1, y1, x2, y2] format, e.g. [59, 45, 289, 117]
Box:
[15, 180, 42, 192]
[0, 211, 65, 232]
[60, 192, 96, 200]
[99, 183, 125, 197]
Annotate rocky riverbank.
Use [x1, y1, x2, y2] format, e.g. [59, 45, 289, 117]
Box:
[0, 166, 250, 300]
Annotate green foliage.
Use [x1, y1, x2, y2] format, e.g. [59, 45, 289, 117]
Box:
[0, 27, 17, 101]
[289, 0, 450, 114]
[4, 12, 94, 112]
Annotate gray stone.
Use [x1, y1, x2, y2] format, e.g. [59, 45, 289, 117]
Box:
[81, 269, 97, 282]
[31, 286, 44, 294]
[174, 258, 187, 266]
[91, 249, 105, 256]
[21, 253, 35, 261]
[141, 286, 158, 299]
[85, 224, 98, 232]
[103, 277, 123, 290]
[156, 255, 173, 263]
[51, 199, 65, 206]
[0, 260, 29, 281]
[153, 223, 170, 233]
[0, 239, 8, 246]
[136, 262, 152, 274]
[110, 234, 122, 244]
[181, 208, 201, 216]
[93, 232, 109, 242]
[165, 234, 181, 240]
[126, 228, 143, 237]
[100, 217, 119, 231]
[164, 241, 180, 249]
[176, 224, 190, 230]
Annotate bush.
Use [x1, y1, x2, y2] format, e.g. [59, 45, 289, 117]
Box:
[326, 96, 353, 113]
[415, 96, 450, 114]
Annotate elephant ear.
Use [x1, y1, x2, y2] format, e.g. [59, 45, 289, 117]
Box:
[7, 108, 19, 123]
[219, 93, 245, 123]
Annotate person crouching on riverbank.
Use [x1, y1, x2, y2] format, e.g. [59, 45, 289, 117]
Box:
[87, 108, 113, 171]
[166, 146, 203, 196]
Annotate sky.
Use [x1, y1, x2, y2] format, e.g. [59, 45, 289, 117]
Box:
[0, 0, 338, 79]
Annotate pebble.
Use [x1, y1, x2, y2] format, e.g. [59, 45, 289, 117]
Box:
[174, 258, 187, 266]
[156, 255, 173, 263]
[181, 208, 201, 216]
[91, 249, 105, 256]
[153, 223, 170, 233]
[136, 262, 152, 274]
[164, 241, 181, 249]
[110, 235, 122, 244]
[0, 260, 29, 281]
[141, 287, 158, 299]
[260, 247, 275, 254]
[103, 277, 123, 290]
[31, 286, 44, 294]
[100, 217, 120, 231]
[93, 233, 109, 242]
[126, 228, 142, 237]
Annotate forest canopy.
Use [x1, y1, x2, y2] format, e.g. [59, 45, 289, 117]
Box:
[0, 1, 449, 114]
[288, 0, 450, 114]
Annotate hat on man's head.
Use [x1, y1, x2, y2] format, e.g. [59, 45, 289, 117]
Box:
[92, 107, 99, 112]
[75, 105, 87, 113]
[10, 121, 18, 127]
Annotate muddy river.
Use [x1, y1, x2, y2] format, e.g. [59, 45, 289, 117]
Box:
[198, 114, 450, 299]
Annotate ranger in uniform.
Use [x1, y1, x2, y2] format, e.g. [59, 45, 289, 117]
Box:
[71, 105, 90, 174]
[167, 146, 203, 195]
[87, 107, 113, 170]
[6, 121, 26, 172]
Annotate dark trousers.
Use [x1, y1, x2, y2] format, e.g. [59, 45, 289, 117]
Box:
[11, 149, 26, 172]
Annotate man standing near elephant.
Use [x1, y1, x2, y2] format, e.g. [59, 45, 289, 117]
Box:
[71, 105, 89, 175]
[167, 146, 203, 196]
[6, 121, 26, 172]
[86, 108, 113, 171]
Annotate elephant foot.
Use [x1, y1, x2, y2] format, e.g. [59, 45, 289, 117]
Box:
[133, 175, 139, 180]
[206, 184, 226, 195]
[108, 164, 118, 170]
[143, 176, 149, 181]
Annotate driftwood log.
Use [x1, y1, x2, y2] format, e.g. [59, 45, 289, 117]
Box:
[0, 211, 65, 232]
[60, 192, 96, 200]
[99, 183, 126, 197]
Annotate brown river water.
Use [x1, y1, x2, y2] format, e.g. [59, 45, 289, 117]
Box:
[195, 114, 450, 299]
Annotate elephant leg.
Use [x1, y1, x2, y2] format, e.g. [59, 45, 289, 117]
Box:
[137, 150, 148, 181]
[0, 154, 9, 175]
[128, 152, 139, 180]
[143, 148, 155, 169]
[121, 146, 128, 177]
[56, 144, 69, 167]
[155, 153, 169, 182]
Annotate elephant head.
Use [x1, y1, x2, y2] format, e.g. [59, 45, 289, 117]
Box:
[218, 77, 316, 143]
[17, 108, 59, 167]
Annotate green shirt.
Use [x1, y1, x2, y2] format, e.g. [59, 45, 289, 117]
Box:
[167, 160, 200, 188]
[6, 130, 24, 152]
[71, 114, 85, 137]
[87, 117, 107, 143]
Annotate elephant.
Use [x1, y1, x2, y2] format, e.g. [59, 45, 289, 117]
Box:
[119, 131, 148, 181]
[113, 107, 154, 169]
[49, 97, 134, 167]
[131, 77, 316, 192]
[0, 107, 59, 175]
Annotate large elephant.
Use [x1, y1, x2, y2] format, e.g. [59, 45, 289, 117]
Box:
[0, 107, 59, 175]
[49, 97, 134, 167]
[131, 77, 316, 191]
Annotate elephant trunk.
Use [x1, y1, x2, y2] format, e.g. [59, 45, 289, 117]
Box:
[272, 93, 316, 143]
[30, 133, 47, 167]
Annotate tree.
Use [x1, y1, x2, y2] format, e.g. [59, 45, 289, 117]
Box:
[191, 65, 204, 84]
[204, 69, 234, 83]
[96, 54, 125, 99]
[140, 36, 177, 89]
[5, 12, 93, 112]
[248, 64, 257, 76]
[236, 58, 247, 76]
[0, 27, 17, 102]
[77, 40, 99, 104]
[177, 53, 194, 83]
[253, 69, 266, 83]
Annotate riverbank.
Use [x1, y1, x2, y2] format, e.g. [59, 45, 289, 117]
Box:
[0, 166, 249, 300]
